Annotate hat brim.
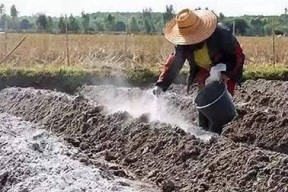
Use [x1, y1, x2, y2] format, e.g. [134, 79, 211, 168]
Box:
[164, 10, 217, 45]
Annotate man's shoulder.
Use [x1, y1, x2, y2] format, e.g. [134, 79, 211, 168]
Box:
[211, 23, 233, 38]
[209, 23, 236, 43]
[217, 23, 232, 33]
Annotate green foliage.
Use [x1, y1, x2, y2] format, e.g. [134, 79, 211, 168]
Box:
[0, 4, 5, 15]
[1, 2, 288, 35]
[47, 16, 54, 33]
[219, 13, 225, 22]
[36, 14, 48, 31]
[104, 14, 116, 31]
[58, 15, 66, 33]
[163, 5, 175, 25]
[115, 21, 126, 32]
[129, 17, 140, 33]
[0, 65, 286, 93]
[142, 8, 155, 33]
[9, 5, 18, 30]
[68, 14, 80, 33]
[95, 20, 104, 32]
[10, 5, 17, 18]
[81, 11, 90, 33]
[19, 19, 32, 30]
[250, 17, 265, 36]
[243, 65, 288, 80]
[124, 68, 156, 84]
[235, 19, 250, 35]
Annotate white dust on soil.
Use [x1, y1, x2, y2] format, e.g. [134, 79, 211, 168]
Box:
[80, 85, 214, 141]
[0, 113, 158, 192]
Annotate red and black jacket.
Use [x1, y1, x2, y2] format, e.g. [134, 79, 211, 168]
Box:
[156, 25, 245, 92]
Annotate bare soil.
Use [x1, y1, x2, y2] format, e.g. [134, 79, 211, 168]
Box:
[223, 80, 288, 154]
[0, 79, 287, 192]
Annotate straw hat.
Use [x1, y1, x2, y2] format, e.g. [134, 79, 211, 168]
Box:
[164, 8, 217, 45]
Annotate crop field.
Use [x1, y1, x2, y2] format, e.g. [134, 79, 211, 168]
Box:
[0, 33, 287, 69]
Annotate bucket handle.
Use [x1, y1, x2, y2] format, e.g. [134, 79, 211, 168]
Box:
[195, 83, 228, 110]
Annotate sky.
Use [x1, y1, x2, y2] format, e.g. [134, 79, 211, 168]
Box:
[1, 0, 287, 17]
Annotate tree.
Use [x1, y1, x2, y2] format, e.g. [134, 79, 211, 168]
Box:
[129, 17, 140, 33]
[234, 18, 250, 35]
[0, 4, 7, 30]
[163, 5, 175, 25]
[0, 4, 5, 15]
[10, 5, 18, 18]
[219, 13, 225, 22]
[68, 14, 80, 33]
[36, 14, 48, 31]
[285, 7, 287, 15]
[264, 24, 272, 35]
[58, 15, 66, 33]
[250, 18, 264, 36]
[115, 21, 126, 32]
[19, 19, 33, 30]
[142, 8, 155, 33]
[47, 16, 53, 33]
[10, 5, 18, 30]
[95, 21, 104, 32]
[144, 19, 152, 33]
[81, 11, 90, 33]
[104, 14, 115, 31]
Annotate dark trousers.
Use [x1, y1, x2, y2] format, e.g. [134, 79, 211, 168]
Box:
[198, 111, 223, 134]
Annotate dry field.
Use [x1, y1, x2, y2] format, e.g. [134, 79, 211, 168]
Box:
[0, 33, 287, 69]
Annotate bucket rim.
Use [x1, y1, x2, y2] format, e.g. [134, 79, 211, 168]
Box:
[195, 84, 227, 109]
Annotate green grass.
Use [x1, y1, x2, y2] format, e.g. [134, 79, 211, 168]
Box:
[0, 65, 287, 93]
[243, 65, 288, 80]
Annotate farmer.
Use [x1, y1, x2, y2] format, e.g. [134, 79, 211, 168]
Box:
[152, 8, 245, 134]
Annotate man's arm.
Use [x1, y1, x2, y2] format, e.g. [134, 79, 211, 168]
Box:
[155, 45, 186, 91]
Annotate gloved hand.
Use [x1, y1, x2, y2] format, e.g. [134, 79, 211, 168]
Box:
[152, 86, 163, 96]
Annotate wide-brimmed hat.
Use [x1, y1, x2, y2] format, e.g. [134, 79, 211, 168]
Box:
[164, 8, 217, 45]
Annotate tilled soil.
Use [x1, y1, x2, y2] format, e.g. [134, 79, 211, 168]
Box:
[80, 80, 288, 155]
[0, 113, 156, 192]
[223, 80, 288, 154]
[0, 79, 287, 191]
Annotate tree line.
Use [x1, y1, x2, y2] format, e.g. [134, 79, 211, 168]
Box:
[0, 3, 287, 36]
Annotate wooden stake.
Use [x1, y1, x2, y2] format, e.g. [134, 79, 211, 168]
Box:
[0, 36, 27, 65]
[4, 20, 8, 54]
[65, 14, 70, 66]
[272, 17, 276, 66]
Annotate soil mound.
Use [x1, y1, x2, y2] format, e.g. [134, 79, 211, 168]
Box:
[0, 113, 155, 192]
[223, 80, 288, 154]
[0, 86, 288, 191]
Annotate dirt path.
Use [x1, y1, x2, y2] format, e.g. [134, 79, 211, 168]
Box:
[0, 80, 287, 191]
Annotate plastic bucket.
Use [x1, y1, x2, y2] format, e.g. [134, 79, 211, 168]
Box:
[195, 81, 236, 126]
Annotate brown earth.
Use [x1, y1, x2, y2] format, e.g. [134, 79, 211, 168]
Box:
[0, 79, 287, 191]
[223, 80, 288, 154]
